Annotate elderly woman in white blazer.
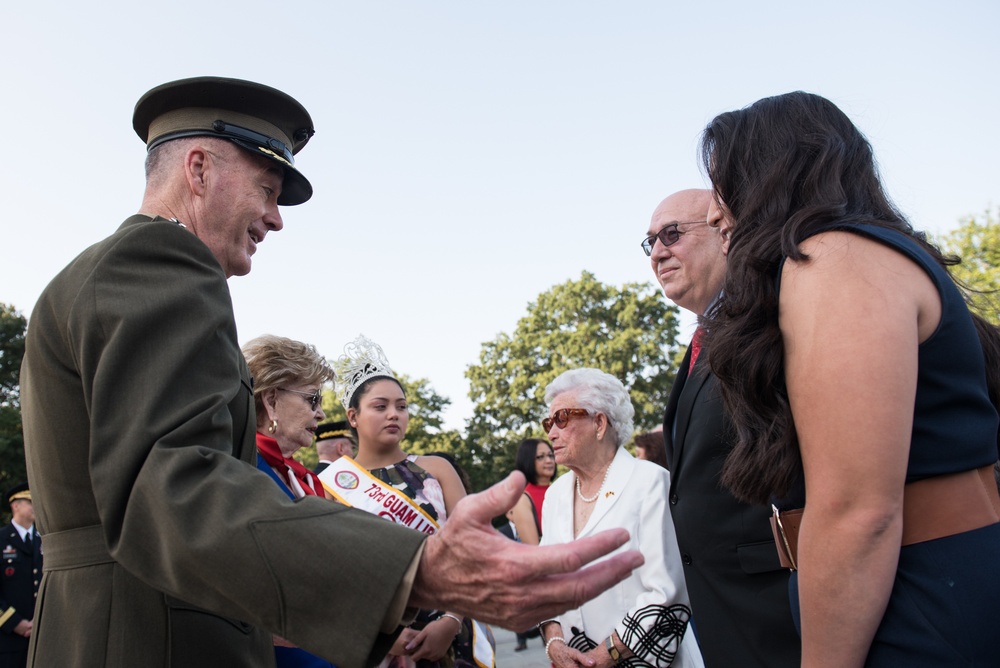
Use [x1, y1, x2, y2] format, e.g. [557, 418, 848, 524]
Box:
[539, 368, 704, 668]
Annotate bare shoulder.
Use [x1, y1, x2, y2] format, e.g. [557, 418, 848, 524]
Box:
[784, 229, 936, 301]
[788, 229, 902, 274]
[414, 455, 454, 480]
[781, 227, 940, 342]
[414, 455, 465, 494]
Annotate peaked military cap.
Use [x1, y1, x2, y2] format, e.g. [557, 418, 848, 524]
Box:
[315, 420, 355, 442]
[133, 76, 315, 205]
[6, 482, 30, 505]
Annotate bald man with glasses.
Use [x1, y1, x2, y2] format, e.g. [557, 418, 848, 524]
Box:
[645, 189, 799, 668]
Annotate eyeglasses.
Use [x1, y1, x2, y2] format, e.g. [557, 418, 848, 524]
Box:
[279, 388, 322, 411]
[542, 408, 591, 432]
[640, 221, 708, 256]
[535, 453, 556, 461]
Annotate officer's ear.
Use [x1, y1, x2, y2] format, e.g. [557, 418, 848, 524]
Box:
[184, 145, 211, 197]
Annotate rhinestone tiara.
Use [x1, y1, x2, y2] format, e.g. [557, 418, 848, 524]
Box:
[334, 334, 397, 409]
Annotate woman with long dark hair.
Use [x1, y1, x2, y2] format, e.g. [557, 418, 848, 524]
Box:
[701, 91, 1000, 666]
[506, 438, 556, 545]
[506, 438, 556, 651]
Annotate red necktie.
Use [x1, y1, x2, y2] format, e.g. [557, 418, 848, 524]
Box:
[688, 327, 705, 374]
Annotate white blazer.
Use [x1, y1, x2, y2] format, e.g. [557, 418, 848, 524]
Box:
[541, 448, 704, 668]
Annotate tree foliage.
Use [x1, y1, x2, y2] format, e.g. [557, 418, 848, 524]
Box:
[462, 272, 681, 491]
[936, 207, 1000, 324]
[0, 303, 28, 490]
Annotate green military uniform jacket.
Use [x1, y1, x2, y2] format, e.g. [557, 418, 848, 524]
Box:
[20, 215, 425, 668]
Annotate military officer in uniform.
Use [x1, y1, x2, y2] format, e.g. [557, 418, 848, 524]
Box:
[0, 483, 41, 668]
[19, 76, 640, 668]
[314, 420, 357, 473]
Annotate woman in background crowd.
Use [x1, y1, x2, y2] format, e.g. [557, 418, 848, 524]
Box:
[243, 334, 336, 668]
[506, 438, 556, 651]
[539, 368, 703, 668]
[333, 335, 492, 668]
[506, 438, 556, 545]
[702, 91, 1000, 666]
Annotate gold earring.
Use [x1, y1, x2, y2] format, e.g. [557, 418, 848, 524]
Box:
[268, 419, 278, 434]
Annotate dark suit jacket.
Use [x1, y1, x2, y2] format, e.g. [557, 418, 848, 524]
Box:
[21, 216, 425, 668]
[663, 346, 799, 668]
[0, 523, 41, 655]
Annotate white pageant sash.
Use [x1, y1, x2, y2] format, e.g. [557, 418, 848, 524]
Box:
[319, 455, 496, 668]
[318, 456, 439, 535]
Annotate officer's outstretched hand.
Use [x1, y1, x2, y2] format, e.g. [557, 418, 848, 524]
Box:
[409, 471, 643, 630]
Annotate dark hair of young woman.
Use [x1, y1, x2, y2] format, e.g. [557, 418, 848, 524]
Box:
[701, 91, 1000, 505]
[348, 375, 405, 411]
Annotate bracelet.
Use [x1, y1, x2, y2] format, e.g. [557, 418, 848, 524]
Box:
[544, 636, 566, 661]
[440, 613, 463, 634]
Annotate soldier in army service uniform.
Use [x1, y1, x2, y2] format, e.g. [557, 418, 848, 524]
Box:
[0, 483, 41, 668]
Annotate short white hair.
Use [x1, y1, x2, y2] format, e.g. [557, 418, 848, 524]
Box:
[544, 368, 634, 448]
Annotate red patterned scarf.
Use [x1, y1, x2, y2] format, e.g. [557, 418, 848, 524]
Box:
[256, 433, 325, 498]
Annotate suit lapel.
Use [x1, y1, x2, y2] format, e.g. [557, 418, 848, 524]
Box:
[575, 448, 635, 539]
[670, 353, 712, 481]
[547, 478, 576, 545]
[663, 346, 692, 469]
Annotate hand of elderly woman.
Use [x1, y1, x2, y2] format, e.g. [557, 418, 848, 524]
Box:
[548, 640, 609, 668]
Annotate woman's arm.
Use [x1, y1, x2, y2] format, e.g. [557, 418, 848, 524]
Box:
[781, 230, 940, 668]
[609, 467, 692, 667]
[541, 621, 599, 668]
[506, 494, 540, 545]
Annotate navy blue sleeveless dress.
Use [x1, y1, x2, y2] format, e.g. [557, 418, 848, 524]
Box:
[782, 223, 1000, 666]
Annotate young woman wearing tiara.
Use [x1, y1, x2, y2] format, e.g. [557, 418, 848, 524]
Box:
[329, 335, 492, 668]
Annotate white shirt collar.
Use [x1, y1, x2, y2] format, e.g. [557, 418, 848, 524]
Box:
[12, 520, 33, 542]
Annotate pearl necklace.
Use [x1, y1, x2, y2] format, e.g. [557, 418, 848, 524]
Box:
[576, 462, 612, 503]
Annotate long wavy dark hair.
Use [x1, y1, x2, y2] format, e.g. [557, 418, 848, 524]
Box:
[701, 91, 1000, 505]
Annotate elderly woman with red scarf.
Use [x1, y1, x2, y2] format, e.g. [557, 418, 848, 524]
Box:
[243, 334, 336, 668]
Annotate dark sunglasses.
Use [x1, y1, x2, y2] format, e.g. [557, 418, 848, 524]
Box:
[640, 221, 708, 256]
[279, 388, 322, 411]
[542, 408, 590, 432]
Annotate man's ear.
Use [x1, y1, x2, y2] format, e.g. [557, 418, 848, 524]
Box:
[184, 145, 210, 197]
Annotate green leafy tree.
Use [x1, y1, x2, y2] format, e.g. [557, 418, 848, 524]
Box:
[936, 207, 1000, 324]
[462, 271, 682, 491]
[1, 303, 28, 493]
[298, 373, 461, 469]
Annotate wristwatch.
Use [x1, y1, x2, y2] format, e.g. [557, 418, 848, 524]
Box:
[605, 636, 621, 662]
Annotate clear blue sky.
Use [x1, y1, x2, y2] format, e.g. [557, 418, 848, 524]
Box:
[4, 0, 998, 429]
